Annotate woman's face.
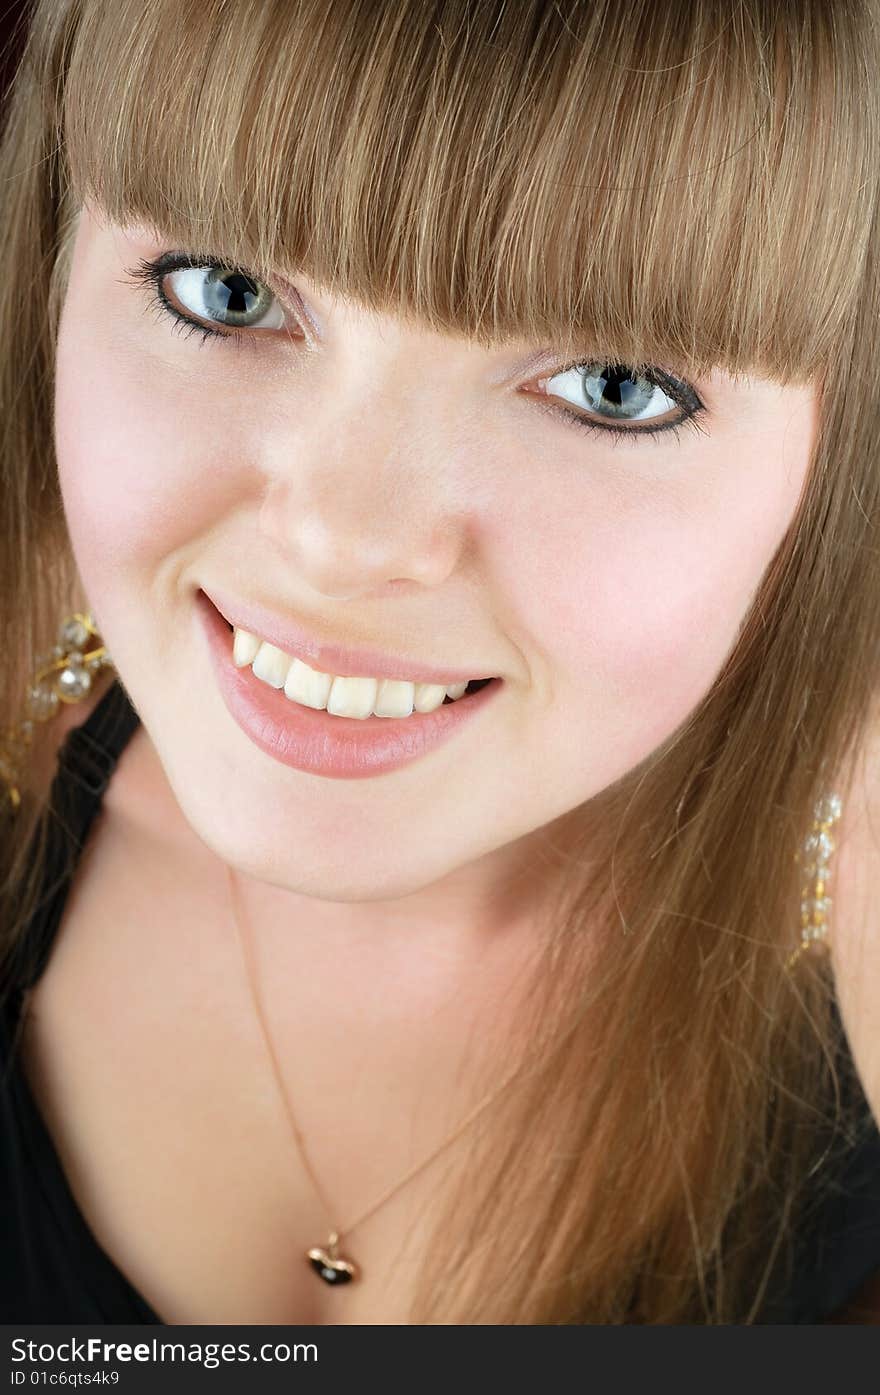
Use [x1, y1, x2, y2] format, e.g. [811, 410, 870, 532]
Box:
[53, 202, 819, 913]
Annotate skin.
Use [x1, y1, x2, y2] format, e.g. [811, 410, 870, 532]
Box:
[43, 198, 831, 1321]
[54, 201, 820, 926]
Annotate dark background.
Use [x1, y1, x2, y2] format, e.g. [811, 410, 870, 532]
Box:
[1, 0, 32, 124]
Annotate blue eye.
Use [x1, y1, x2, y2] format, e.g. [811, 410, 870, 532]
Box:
[123, 252, 289, 345]
[124, 257, 709, 449]
[535, 361, 708, 448]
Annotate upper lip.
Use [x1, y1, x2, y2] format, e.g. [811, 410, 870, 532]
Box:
[201, 586, 496, 686]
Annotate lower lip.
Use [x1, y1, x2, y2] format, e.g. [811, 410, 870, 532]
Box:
[196, 590, 504, 780]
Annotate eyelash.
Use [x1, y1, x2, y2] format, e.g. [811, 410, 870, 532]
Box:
[535, 391, 707, 450]
[123, 253, 708, 448]
[123, 253, 264, 349]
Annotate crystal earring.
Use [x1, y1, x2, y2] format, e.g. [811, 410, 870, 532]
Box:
[786, 791, 842, 970]
[0, 612, 115, 813]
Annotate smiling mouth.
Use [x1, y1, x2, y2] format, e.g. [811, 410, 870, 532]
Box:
[219, 617, 494, 703]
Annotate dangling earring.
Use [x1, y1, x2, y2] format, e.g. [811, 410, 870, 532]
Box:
[0, 613, 115, 814]
[786, 792, 842, 971]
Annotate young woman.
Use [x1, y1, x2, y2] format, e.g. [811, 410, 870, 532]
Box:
[1, 0, 879, 1325]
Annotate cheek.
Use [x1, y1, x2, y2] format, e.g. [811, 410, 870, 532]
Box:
[53, 319, 240, 596]
[495, 462, 800, 771]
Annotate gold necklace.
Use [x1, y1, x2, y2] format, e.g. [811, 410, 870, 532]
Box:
[226, 862, 526, 1287]
[0, 607, 530, 1288]
[1, 611, 841, 1286]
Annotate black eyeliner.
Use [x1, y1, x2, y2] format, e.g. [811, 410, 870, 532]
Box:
[123, 254, 710, 445]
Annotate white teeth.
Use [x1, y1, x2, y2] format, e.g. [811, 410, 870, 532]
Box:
[232, 626, 479, 719]
[251, 641, 292, 688]
[284, 657, 333, 709]
[327, 675, 378, 719]
[233, 628, 261, 668]
[373, 679, 415, 717]
[413, 683, 447, 713]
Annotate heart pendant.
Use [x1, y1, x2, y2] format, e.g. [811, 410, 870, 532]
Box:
[306, 1232, 359, 1285]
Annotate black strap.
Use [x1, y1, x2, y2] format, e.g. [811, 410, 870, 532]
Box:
[4, 678, 141, 1002]
[56, 678, 140, 801]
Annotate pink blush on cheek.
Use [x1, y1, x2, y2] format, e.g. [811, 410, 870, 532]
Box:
[54, 329, 238, 602]
[53, 210, 254, 605]
[524, 513, 767, 778]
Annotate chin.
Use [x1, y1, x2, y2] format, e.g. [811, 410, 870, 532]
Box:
[164, 779, 477, 903]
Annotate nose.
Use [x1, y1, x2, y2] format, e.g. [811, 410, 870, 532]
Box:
[258, 390, 471, 603]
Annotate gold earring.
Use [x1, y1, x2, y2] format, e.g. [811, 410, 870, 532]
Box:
[785, 792, 842, 971]
[0, 613, 115, 814]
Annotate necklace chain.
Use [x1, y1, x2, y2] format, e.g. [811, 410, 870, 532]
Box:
[226, 863, 527, 1248]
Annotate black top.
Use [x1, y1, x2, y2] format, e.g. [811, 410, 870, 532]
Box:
[0, 678, 159, 1322]
[1, 677, 880, 1324]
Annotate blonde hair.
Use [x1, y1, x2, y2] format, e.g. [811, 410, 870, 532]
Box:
[1, 0, 879, 1322]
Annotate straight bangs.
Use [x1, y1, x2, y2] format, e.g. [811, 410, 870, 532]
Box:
[59, 0, 877, 383]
